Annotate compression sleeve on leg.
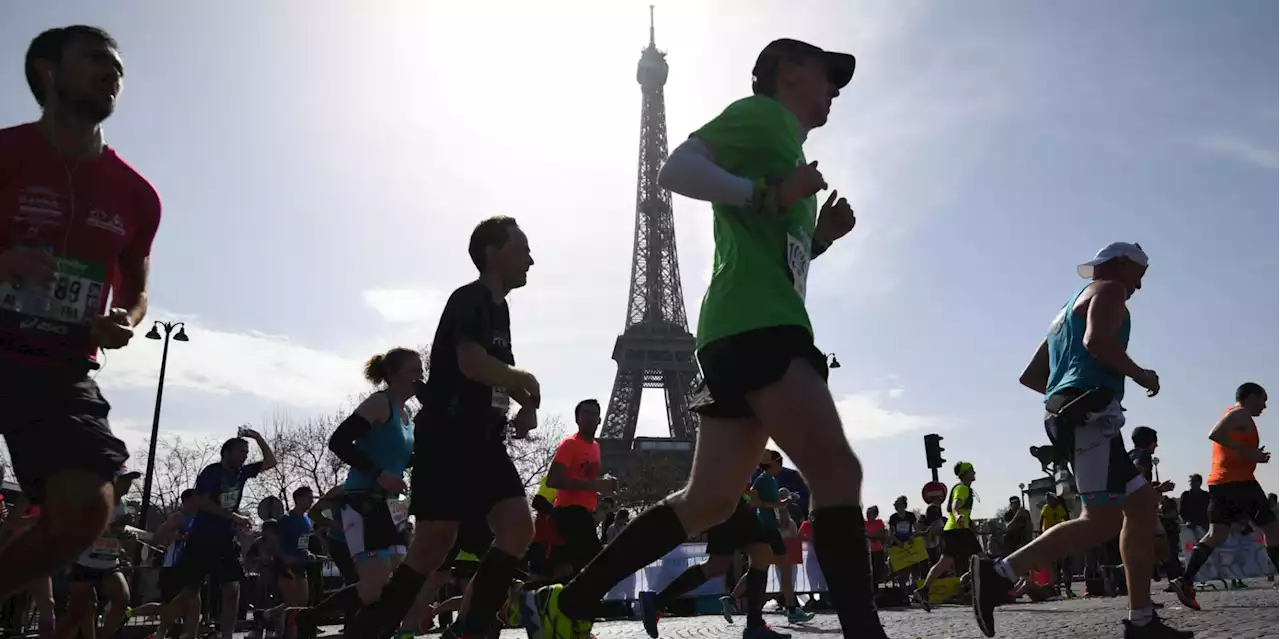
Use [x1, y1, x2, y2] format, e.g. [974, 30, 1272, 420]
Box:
[328, 414, 382, 477]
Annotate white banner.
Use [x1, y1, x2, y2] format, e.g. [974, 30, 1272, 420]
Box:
[1178, 526, 1276, 582]
[602, 542, 828, 601]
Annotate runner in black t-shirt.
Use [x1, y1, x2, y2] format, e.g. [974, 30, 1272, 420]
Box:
[345, 216, 539, 639]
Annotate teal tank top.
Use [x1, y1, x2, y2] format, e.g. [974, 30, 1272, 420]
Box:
[343, 392, 414, 492]
[1044, 284, 1131, 402]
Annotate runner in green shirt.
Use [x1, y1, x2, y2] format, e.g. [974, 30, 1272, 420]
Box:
[512, 38, 889, 639]
[914, 462, 982, 611]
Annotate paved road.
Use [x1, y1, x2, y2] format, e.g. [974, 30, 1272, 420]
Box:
[304, 580, 1276, 639]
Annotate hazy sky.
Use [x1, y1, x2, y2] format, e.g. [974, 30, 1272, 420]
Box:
[3, 1, 1276, 516]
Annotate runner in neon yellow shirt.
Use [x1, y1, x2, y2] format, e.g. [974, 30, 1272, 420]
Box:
[914, 462, 981, 611]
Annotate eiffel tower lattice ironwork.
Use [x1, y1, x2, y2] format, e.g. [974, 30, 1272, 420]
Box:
[601, 7, 701, 443]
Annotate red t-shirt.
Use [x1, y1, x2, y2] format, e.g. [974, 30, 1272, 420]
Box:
[551, 434, 601, 511]
[866, 518, 886, 552]
[0, 123, 161, 366]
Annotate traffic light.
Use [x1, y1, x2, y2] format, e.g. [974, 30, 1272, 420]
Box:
[924, 433, 945, 469]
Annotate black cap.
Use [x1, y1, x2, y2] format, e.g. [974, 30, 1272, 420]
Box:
[752, 38, 857, 96]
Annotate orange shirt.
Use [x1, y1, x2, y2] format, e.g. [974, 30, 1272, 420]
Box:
[1208, 405, 1260, 486]
[552, 434, 601, 511]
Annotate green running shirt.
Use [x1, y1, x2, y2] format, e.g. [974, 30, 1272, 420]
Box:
[691, 95, 818, 349]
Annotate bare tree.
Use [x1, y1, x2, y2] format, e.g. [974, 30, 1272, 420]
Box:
[133, 434, 220, 527]
[507, 414, 568, 489]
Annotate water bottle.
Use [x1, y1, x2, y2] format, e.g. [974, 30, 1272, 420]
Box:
[12, 246, 54, 316]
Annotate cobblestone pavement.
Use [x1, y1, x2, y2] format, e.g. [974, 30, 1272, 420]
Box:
[307, 579, 1277, 639]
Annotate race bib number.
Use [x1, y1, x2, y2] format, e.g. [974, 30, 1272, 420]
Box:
[491, 388, 511, 413]
[387, 499, 409, 527]
[219, 489, 241, 510]
[0, 257, 106, 343]
[90, 537, 121, 559]
[296, 535, 311, 551]
[786, 232, 810, 300]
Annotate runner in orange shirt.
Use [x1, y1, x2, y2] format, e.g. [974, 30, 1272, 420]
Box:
[1170, 382, 1277, 610]
[546, 399, 617, 577]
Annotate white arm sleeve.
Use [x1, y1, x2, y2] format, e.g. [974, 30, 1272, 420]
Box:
[657, 137, 754, 206]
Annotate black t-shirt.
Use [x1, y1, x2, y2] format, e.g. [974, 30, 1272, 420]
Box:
[888, 511, 917, 541]
[1129, 448, 1154, 482]
[419, 281, 514, 441]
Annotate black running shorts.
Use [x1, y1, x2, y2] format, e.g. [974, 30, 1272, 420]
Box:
[68, 563, 120, 584]
[325, 535, 359, 584]
[158, 566, 183, 602]
[410, 422, 525, 521]
[340, 492, 407, 557]
[550, 505, 601, 569]
[441, 516, 494, 573]
[0, 365, 129, 504]
[690, 326, 829, 420]
[1208, 480, 1274, 527]
[172, 535, 245, 589]
[940, 528, 981, 559]
[706, 499, 784, 556]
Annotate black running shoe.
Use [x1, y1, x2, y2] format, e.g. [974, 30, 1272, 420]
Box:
[1122, 615, 1194, 638]
[911, 586, 932, 612]
[970, 555, 1015, 638]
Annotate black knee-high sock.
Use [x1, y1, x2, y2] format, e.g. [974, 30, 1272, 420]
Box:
[810, 505, 883, 632]
[460, 548, 521, 638]
[744, 568, 768, 629]
[297, 585, 360, 622]
[558, 505, 689, 619]
[346, 564, 428, 639]
[655, 565, 709, 608]
[1183, 542, 1216, 581]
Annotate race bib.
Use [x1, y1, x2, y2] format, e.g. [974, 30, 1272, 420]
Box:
[90, 537, 121, 559]
[786, 232, 810, 300]
[296, 535, 311, 551]
[491, 388, 511, 413]
[219, 489, 241, 510]
[0, 257, 106, 346]
[387, 498, 409, 527]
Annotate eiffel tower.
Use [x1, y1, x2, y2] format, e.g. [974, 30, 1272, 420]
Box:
[600, 8, 701, 463]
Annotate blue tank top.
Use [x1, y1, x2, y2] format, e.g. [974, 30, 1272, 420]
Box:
[342, 392, 414, 491]
[162, 515, 197, 568]
[1044, 284, 1131, 402]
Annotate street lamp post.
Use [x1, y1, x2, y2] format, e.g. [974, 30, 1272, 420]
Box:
[826, 353, 841, 370]
[137, 321, 189, 532]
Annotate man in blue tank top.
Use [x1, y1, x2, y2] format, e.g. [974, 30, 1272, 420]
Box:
[968, 243, 1189, 639]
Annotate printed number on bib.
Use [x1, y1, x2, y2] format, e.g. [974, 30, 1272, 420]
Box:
[91, 537, 121, 557]
[0, 257, 106, 324]
[296, 535, 310, 551]
[219, 490, 241, 510]
[491, 388, 511, 414]
[786, 233, 811, 300]
[387, 499, 409, 527]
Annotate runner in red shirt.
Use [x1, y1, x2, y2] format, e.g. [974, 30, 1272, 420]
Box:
[546, 399, 616, 577]
[0, 26, 161, 600]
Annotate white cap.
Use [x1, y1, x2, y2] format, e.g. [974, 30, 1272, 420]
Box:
[1077, 242, 1148, 279]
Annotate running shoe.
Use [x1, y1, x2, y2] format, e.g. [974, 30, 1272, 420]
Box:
[1121, 615, 1193, 638]
[970, 555, 1015, 638]
[718, 596, 736, 623]
[638, 591, 660, 638]
[742, 625, 790, 639]
[517, 585, 593, 639]
[911, 586, 932, 612]
[784, 608, 814, 624]
[1167, 577, 1200, 611]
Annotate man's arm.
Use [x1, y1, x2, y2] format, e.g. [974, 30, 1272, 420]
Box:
[657, 138, 753, 205]
[1208, 408, 1257, 455]
[249, 432, 278, 473]
[113, 255, 150, 328]
[1083, 282, 1147, 380]
[152, 512, 185, 545]
[1019, 340, 1051, 394]
[545, 460, 602, 492]
[191, 493, 238, 521]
